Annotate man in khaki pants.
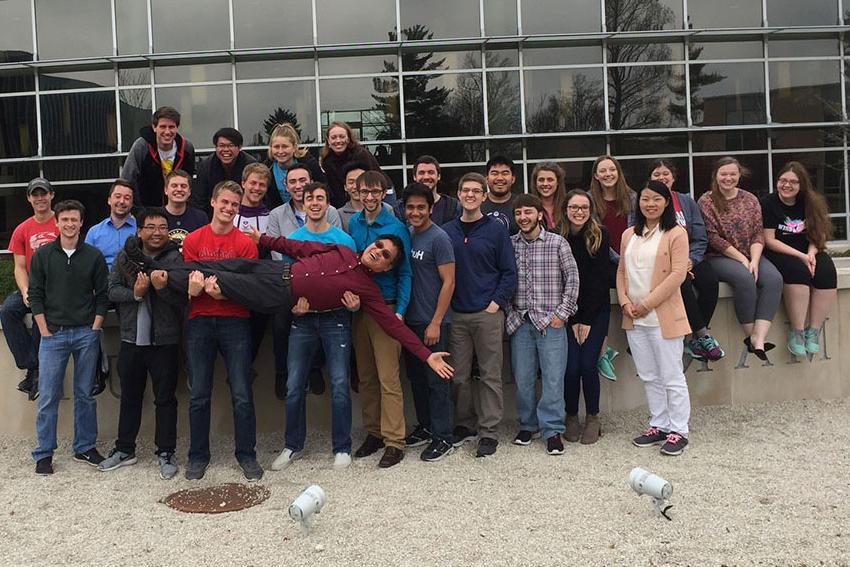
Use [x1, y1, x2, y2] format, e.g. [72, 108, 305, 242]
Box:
[347, 171, 413, 468]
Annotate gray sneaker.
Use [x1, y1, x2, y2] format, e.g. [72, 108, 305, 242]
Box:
[158, 452, 178, 480]
[239, 458, 264, 482]
[185, 460, 207, 481]
[98, 450, 137, 472]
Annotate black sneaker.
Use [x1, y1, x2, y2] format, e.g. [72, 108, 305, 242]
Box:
[632, 427, 668, 447]
[475, 437, 498, 457]
[377, 446, 404, 469]
[239, 458, 264, 482]
[420, 439, 455, 462]
[354, 434, 385, 458]
[35, 456, 53, 475]
[18, 368, 38, 400]
[660, 432, 689, 456]
[513, 430, 540, 446]
[185, 460, 208, 481]
[74, 448, 105, 467]
[404, 425, 432, 448]
[451, 426, 477, 447]
[546, 434, 565, 456]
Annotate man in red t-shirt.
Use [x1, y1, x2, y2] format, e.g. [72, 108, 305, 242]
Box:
[1, 177, 58, 400]
[181, 180, 262, 483]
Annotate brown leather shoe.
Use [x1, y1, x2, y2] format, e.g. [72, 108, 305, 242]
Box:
[354, 434, 384, 458]
[580, 415, 602, 445]
[565, 415, 581, 442]
[378, 446, 404, 468]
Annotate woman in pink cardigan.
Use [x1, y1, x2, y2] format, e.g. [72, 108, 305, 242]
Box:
[616, 180, 692, 456]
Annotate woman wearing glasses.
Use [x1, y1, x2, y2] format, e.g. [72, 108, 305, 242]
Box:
[762, 161, 836, 356]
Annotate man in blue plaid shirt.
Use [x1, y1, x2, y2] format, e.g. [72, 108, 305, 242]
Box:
[506, 194, 579, 456]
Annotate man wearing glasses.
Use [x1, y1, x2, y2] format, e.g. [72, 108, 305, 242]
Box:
[348, 170, 413, 468]
[192, 127, 257, 215]
[98, 208, 186, 479]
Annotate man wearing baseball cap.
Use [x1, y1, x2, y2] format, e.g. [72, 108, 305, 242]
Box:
[0, 177, 59, 400]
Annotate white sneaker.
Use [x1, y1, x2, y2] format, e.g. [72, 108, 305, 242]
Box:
[333, 452, 351, 469]
[271, 448, 302, 471]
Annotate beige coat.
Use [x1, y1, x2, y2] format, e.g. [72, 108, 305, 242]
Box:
[616, 224, 691, 339]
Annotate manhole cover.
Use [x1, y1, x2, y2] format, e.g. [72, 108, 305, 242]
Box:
[161, 483, 271, 514]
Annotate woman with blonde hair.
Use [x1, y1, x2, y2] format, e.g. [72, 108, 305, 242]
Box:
[264, 123, 326, 209]
[531, 161, 567, 230]
[762, 161, 837, 356]
[320, 120, 382, 208]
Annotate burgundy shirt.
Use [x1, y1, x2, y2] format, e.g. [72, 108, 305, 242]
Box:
[259, 234, 432, 362]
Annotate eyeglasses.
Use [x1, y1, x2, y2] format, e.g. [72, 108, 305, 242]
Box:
[216, 143, 237, 150]
[358, 188, 385, 197]
[459, 187, 484, 195]
[142, 225, 169, 233]
[777, 178, 800, 186]
[373, 239, 393, 260]
[566, 205, 590, 212]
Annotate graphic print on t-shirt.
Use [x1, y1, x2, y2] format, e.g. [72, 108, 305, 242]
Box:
[778, 216, 805, 235]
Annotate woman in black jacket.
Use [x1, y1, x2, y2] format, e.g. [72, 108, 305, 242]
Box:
[320, 120, 382, 208]
[263, 122, 326, 211]
[560, 189, 610, 445]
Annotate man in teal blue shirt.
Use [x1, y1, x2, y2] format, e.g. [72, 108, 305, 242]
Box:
[85, 180, 137, 270]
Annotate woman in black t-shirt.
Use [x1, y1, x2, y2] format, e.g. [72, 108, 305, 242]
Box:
[762, 161, 836, 357]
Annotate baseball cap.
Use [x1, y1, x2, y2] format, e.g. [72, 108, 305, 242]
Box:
[27, 177, 53, 195]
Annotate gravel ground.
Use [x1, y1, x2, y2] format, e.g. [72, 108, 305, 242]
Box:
[1, 398, 849, 567]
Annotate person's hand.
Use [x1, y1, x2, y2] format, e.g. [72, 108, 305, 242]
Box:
[424, 322, 441, 346]
[341, 291, 360, 312]
[248, 229, 262, 244]
[621, 302, 637, 319]
[748, 259, 759, 281]
[133, 272, 150, 297]
[550, 315, 565, 329]
[632, 303, 649, 319]
[572, 323, 590, 345]
[485, 301, 500, 314]
[21, 290, 29, 308]
[203, 275, 223, 299]
[291, 296, 310, 315]
[426, 352, 454, 380]
[188, 270, 205, 297]
[806, 252, 817, 277]
[150, 270, 168, 290]
[395, 313, 404, 322]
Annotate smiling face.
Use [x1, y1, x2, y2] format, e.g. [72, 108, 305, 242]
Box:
[414, 163, 441, 192]
[776, 170, 801, 204]
[304, 188, 329, 222]
[241, 173, 268, 207]
[360, 238, 398, 272]
[327, 126, 349, 155]
[650, 165, 675, 190]
[286, 167, 311, 204]
[594, 159, 619, 189]
[715, 163, 741, 192]
[270, 135, 296, 166]
[515, 205, 543, 236]
[215, 136, 239, 167]
[27, 188, 54, 216]
[108, 185, 134, 219]
[535, 169, 558, 200]
[486, 163, 515, 198]
[457, 180, 486, 213]
[566, 194, 591, 230]
[211, 189, 241, 226]
[344, 168, 366, 204]
[153, 117, 178, 150]
[358, 184, 385, 214]
[164, 174, 191, 205]
[639, 187, 668, 224]
[405, 194, 432, 231]
[56, 209, 82, 240]
[138, 214, 169, 252]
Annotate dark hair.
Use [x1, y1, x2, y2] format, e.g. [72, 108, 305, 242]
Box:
[647, 159, 678, 185]
[343, 161, 372, 177]
[513, 193, 544, 214]
[376, 233, 405, 269]
[402, 182, 434, 207]
[777, 161, 832, 250]
[486, 155, 515, 175]
[634, 180, 677, 235]
[213, 127, 243, 148]
[413, 155, 441, 175]
[165, 169, 191, 185]
[109, 178, 134, 197]
[286, 164, 312, 183]
[152, 106, 180, 127]
[303, 182, 329, 200]
[356, 170, 388, 191]
[136, 207, 168, 227]
[54, 199, 85, 221]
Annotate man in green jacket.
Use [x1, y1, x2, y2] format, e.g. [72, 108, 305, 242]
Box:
[29, 200, 109, 476]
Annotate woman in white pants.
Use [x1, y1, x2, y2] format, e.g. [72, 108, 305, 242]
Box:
[616, 180, 692, 456]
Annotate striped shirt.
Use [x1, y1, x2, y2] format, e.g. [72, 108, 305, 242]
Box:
[506, 228, 579, 335]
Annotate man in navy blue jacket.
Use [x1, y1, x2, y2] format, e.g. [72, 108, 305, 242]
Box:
[442, 172, 517, 457]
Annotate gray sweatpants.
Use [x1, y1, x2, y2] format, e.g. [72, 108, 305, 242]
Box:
[705, 256, 783, 324]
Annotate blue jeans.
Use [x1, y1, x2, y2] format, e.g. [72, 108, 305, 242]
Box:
[565, 306, 609, 416]
[403, 323, 453, 442]
[32, 326, 100, 461]
[186, 316, 256, 464]
[1, 291, 40, 370]
[285, 310, 352, 454]
[510, 319, 567, 439]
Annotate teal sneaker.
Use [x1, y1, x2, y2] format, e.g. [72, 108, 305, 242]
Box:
[604, 345, 619, 362]
[597, 351, 617, 381]
[803, 327, 821, 354]
[786, 330, 806, 357]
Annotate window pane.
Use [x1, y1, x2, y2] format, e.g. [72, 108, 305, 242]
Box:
[116, 0, 148, 55]
[403, 73, 484, 138]
[35, 0, 112, 60]
[768, 39, 840, 58]
[523, 45, 603, 66]
[152, 0, 230, 53]
[406, 141, 485, 164]
[610, 133, 688, 155]
[0, 69, 35, 93]
[237, 81, 317, 146]
[320, 55, 396, 75]
[119, 89, 152, 152]
[767, 0, 838, 26]
[401, 50, 481, 71]
[488, 139, 524, 161]
[606, 0, 683, 31]
[608, 64, 687, 129]
[0, 163, 40, 185]
[43, 158, 121, 181]
[769, 60, 841, 123]
[118, 64, 151, 87]
[487, 71, 522, 135]
[400, 0, 481, 39]
[41, 92, 117, 155]
[40, 67, 115, 91]
[155, 63, 232, 84]
[771, 151, 845, 214]
[485, 0, 518, 35]
[772, 127, 844, 149]
[524, 68, 606, 133]
[692, 154, 768, 199]
[0, 96, 37, 158]
[526, 137, 607, 159]
[692, 41, 763, 60]
[522, 0, 601, 33]
[0, 0, 33, 62]
[236, 57, 315, 80]
[320, 77, 399, 142]
[486, 48, 519, 67]
[691, 130, 767, 152]
[155, 85, 234, 149]
[608, 41, 684, 63]
[687, 0, 762, 29]
[690, 62, 766, 126]
[233, 0, 313, 48]
[316, 0, 396, 44]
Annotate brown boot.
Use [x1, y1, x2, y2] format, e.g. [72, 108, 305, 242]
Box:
[565, 415, 581, 442]
[580, 415, 602, 445]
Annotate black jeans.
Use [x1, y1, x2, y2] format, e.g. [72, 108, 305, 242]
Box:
[680, 260, 719, 333]
[116, 342, 179, 455]
[403, 323, 453, 442]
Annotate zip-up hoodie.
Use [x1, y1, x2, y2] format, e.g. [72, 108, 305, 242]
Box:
[443, 215, 517, 313]
[120, 125, 196, 207]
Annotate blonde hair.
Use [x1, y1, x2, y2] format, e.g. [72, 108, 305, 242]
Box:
[561, 189, 603, 257]
[589, 155, 634, 219]
[267, 123, 308, 162]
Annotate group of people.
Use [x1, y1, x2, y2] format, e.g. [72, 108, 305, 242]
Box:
[2, 106, 836, 480]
